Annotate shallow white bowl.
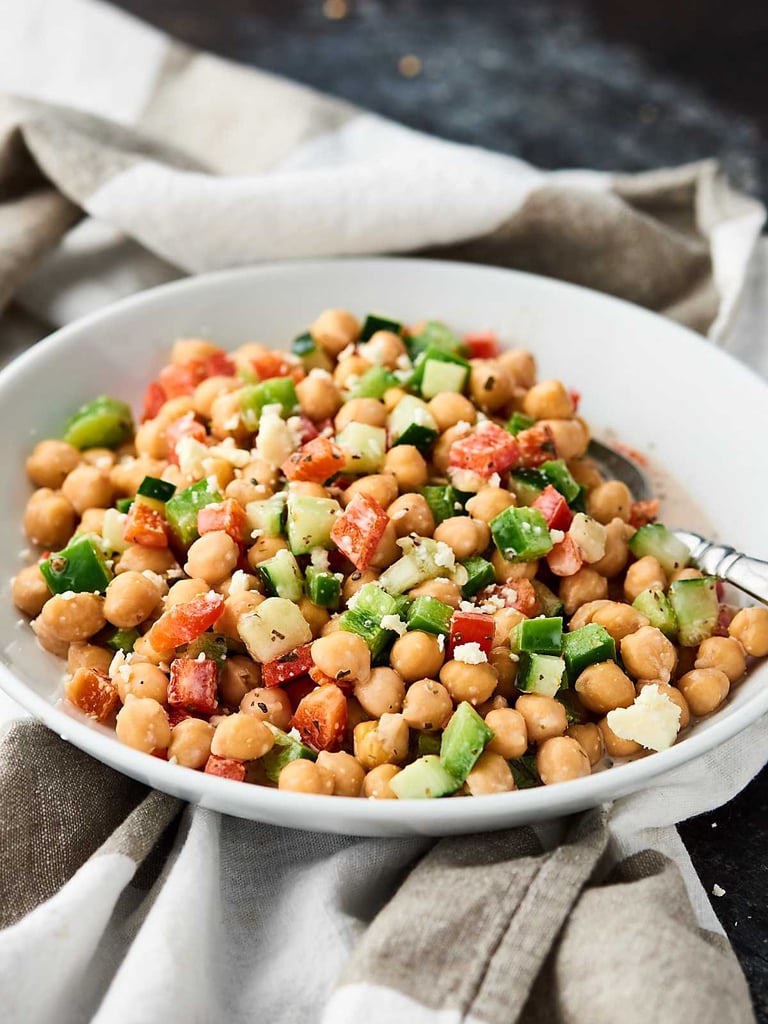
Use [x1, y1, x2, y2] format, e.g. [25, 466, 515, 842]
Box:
[1, 258, 766, 836]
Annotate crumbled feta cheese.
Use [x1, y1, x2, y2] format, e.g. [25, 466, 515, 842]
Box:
[488, 473, 501, 488]
[433, 577, 450, 584]
[569, 512, 607, 563]
[108, 650, 128, 679]
[380, 614, 408, 636]
[337, 343, 357, 362]
[308, 367, 333, 380]
[255, 405, 298, 468]
[310, 548, 330, 571]
[395, 353, 412, 371]
[141, 569, 166, 590]
[606, 684, 681, 752]
[250, 529, 263, 540]
[205, 442, 251, 468]
[550, 529, 566, 544]
[223, 415, 241, 431]
[343, 375, 361, 393]
[459, 600, 477, 613]
[437, 633, 445, 652]
[452, 642, 488, 665]
[346, 590, 361, 610]
[175, 436, 209, 477]
[229, 569, 252, 594]
[196, 651, 207, 662]
[433, 541, 455, 569]
[166, 567, 185, 580]
[712, 884, 726, 897]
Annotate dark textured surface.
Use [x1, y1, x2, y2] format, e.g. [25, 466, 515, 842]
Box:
[110, 1, 768, 1016]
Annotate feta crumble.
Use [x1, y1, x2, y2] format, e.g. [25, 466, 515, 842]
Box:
[229, 570, 252, 594]
[606, 684, 682, 752]
[310, 547, 330, 571]
[712, 884, 726, 897]
[452, 642, 488, 665]
[488, 473, 501, 489]
[433, 541, 455, 569]
[549, 529, 566, 544]
[380, 614, 408, 637]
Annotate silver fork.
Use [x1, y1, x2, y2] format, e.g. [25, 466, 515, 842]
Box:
[588, 440, 768, 606]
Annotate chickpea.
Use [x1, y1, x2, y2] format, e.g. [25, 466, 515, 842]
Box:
[240, 686, 292, 731]
[355, 667, 406, 718]
[431, 423, 472, 474]
[574, 661, 635, 714]
[184, 531, 240, 584]
[434, 517, 490, 561]
[383, 446, 428, 492]
[154, 396, 196, 426]
[587, 480, 632, 525]
[316, 751, 365, 797]
[226, 478, 269, 506]
[677, 668, 730, 717]
[536, 419, 589, 460]
[116, 695, 171, 753]
[536, 736, 590, 785]
[203, 457, 235, 492]
[239, 458, 279, 493]
[387, 493, 435, 538]
[116, 545, 178, 576]
[636, 681, 691, 730]
[559, 568, 608, 616]
[489, 646, 518, 698]
[568, 599, 612, 632]
[729, 607, 768, 658]
[522, 379, 574, 420]
[623, 556, 666, 603]
[333, 397, 386, 434]
[598, 716, 642, 758]
[402, 678, 452, 730]
[334, 354, 372, 390]
[24, 488, 76, 549]
[465, 487, 515, 524]
[383, 387, 407, 413]
[591, 603, 649, 642]
[60, 465, 113, 515]
[312, 632, 371, 684]
[40, 592, 105, 643]
[311, 308, 361, 357]
[694, 636, 747, 683]
[485, 707, 528, 759]
[168, 718, 215, 769]
[132, 634, 174, 666]
[32, 617, 69, 657]
[78, 507, 107, 535]
[343, 474, 399, 511]
[213, 591, 263, 640]
[81, 448, 116, 471]
[363, 763, 401, 799]
[110, 456, 166, 497]
[246, 536, 289, 570]
[591, 517, 632, 577]
[231, 342, 266, 373]
[439, 659, 497, 705]
[620, 626, 677, 684]
[133, 419, 168, 460]
[465, 751, 515, 795]
[409, 578, 462, 609]
[427, 393, 477, 432]
[278, 759, 335, 794]
[192, 375, 241, 419]
[492, 550, 539, 584]
[12, 564, 51, 617]
[211, 713, 274, 761]
[359, 330, 407, 369]
[104, 571, 162, 628]
[492, 607, 525, 647]
[286, 482, 328, 501]
[342, 569, 380, 604]
[171, 338, 220, 365]
[669, 567, 704, 584]
[298, 596, 331, 638]
[369, 522, 400, 569]
[67, 642, 113, 675]
[115, 662, 169, 704]
[566, 723, 604, 766]
[391, 631, 444, 683]
[209, 392, 248, 443]
[468, 360, 511, 412]
[26, 440, 80, 489]
[353, 714, 410, 769]
[477, 694, 509, 717]
[498, 348, 536, 388]
[515, 694, 567, 742]
[166, 577, 210, 608]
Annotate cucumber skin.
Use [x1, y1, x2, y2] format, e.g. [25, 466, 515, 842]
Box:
[629, 524, 690, 576]
[440, 702, 494, 782]
[390, 755, 461, 799]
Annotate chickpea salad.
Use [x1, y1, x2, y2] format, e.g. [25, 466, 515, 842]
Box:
[13, 310, 768, 800]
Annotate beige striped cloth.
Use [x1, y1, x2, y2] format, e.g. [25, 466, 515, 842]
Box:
[0, 2, 765, 1023]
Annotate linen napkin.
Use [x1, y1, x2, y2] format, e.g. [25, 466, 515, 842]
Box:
[0, 2, 766, 1022]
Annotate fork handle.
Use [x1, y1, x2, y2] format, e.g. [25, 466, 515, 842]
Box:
[694, 543, 768, 606]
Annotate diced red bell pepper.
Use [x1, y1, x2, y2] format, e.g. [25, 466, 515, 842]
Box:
[168, 657, 219, 714]
[546, 535, 584, 577]
[205, 755, 246, 781]
[532, 484, 573, 531]
[205, 350, 236, 378]
[167, 705, 194, 728]
[448, 423, 520, 478]
[296, 415, 319, 445]
[713, 605, 733, 637]
[464, 331, 499, 359]
[262, 643, 314, 688]
[629, 499, 660, 529]
[291, 683, 348, 752]
[159, 362, 205, 398]
[330, 492, 389, 572]
[513, 425, 558, 468]
[248, 351, 305, 383]
[448, 611, 494, 659]
[612, 441, 649, 468]
[478, 579, 540, 618]
[142, 380, 167, 422]
[283, 676, 317, 711]
[197, 498, 248, 544]
[123, 502, 169, 549]
[147, 592, 225, 650]
[567, 389, 581, 415]
[167, 412, 207, 466]
[282, 436, 346, 484]
[309, 664, 355, 693]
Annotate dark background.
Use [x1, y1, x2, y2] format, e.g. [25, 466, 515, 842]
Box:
[112, 0, 768, 1015]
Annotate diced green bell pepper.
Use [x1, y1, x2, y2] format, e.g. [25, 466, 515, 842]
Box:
[238, 377, 298, 429]
[510, 616, 563, 655]
[419, 485, 462, 525]
[490, 506, 553, 562]
[562, 623, 616, 682]
[406, 320, 466, 360]
[261, 726, 317, 783]
[460, 555, 495, 598]
[186, 633, 228, 665]
[540, 460, 581, 504]
[101, 626, 140, 654]
[165, 479, 223, 547]
[63, 395, 134, 450]
[360, 314, 403, 341]
[509, 754, 541, 789]
[39, 535, 113, 595]
[506, 412, 535, 436]
[406, 596, 453, 635]
[440, 701, 494, 782]
[345, 366, 399, 400]
[305, 566, 341, 609]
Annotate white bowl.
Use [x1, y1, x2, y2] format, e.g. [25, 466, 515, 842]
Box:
[1, 258, 766, 836]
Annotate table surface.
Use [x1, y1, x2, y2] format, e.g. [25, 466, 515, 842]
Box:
[110, 1, 768, 1015]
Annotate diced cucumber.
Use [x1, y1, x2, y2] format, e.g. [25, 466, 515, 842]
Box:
[256, 549, 304, 601]
[516, 652, 566, 696]
[562, 623, 616, 682]
[40, 535, 113, 595]
[409, 345, 470, 394]
[346, 366, 399, 400]
[353, 582, 399, 619]
[509, 469, 548, 506]
[291, 332, 333, 372]
[417, 732, 442, 757]
[246, 494, 286, 538]
[360, 314, 403, 341]
[668, 576, 719, 646]
[186, 633, 228, 665]
[63, 395, 133, 450]
[629, 523, 690, 576]
[510, 616, 563, 656]
[407, 596, 453, 635]
[420, 359, 469, 399]
[506, 412, 535, 436]
[262, 725, 317, 783]
[286, 494, 340, 555]
[460, 555, 496, 598]
[419, 485, 462, 525]
[390, 755, 461, 799]
[101, 508, 130, 554]
[378, 537, 464, 595]
[388, 395, 438, 453]
[238, 377, 299, 429]
[305, 566, 342, 609]
[557, 689, 589, 725]
[335, 422, 387, 474]
[165, 479, 223, 547]
[440, 701, 495, 782]
[540, 460, 580, 504]
[137, 475, 176, 505]
[339, 582, 401, 656]
[490, 506, 553, 562]
[632, 587, 678, 638]
[237, 597, 312, 662]
[509, 754, 541, 789]
[406, 321, 466, 360]
[531, 579, 564, 617]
